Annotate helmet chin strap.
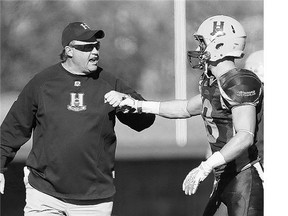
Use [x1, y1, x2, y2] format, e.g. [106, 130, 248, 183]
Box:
[204, 63, 214, 79]
[187, 50, 212, 73]
[204, 63, 208, 74]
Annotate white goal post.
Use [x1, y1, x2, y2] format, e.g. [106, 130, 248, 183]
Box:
[174, 0, 187, 147]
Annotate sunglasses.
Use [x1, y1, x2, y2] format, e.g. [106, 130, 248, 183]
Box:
[71, 42, 100, 52]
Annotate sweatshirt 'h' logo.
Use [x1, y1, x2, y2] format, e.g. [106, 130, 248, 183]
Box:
[67, 93, 86, 112]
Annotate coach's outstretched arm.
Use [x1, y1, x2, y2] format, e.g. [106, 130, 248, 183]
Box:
[104, 90, 202, 118]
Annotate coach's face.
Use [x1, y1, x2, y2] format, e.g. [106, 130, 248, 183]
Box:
[69, 40, 100, 74]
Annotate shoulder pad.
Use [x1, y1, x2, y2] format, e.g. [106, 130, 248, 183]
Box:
[218, 69, 263, 108]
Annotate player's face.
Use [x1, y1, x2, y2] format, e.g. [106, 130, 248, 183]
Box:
[70, 40, 100, 74]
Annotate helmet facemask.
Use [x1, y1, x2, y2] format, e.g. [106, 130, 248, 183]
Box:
[187, 35, 210, 70]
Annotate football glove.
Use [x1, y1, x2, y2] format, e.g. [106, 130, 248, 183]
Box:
[182, 151, 226, 195]
[182, 161, 212, 195]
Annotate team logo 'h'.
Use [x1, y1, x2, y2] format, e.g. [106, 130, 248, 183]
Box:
[67, 93, 87, 112]
[80, 23, 90, 30]
[211, 21, 224, 36]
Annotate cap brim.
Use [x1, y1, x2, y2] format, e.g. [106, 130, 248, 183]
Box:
[93, 30, 105, 39]
[77, 30, 105, 42]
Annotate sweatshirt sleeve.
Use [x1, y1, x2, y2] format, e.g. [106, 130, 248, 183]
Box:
[1, 78, 38, 173]
[115, 79, 155, 132]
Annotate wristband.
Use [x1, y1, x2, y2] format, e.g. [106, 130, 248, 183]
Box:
[136, 100, 142, 113]
[124, 95, 138, 111]
[237, 129, 254, 137]
[141, 101, 160, 115]
[204, 151, 226, 169]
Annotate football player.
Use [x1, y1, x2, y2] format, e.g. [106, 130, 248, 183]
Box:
[105, 15, 264, 215]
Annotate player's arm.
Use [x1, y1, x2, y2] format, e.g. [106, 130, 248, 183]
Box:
[220, 104, 256, 162]
[104, 91, 202, 118]
[136, 94, 201, 118]
[218, 70, 262, 161]
[158, 94, 202, 118]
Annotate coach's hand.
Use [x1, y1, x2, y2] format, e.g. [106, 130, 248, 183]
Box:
[182, 162, 212, 195]
[104, 91, 129, 108]
[104, 90, 137, 113]
[0, 173, 5, 194]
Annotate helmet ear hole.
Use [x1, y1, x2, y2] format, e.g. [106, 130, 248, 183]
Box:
[216, 43, 224, 50]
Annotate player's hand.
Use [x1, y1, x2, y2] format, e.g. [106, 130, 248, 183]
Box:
[0, 173, 5, 194]
[182, 162, 212, 195]
[119, 96, 137, 113]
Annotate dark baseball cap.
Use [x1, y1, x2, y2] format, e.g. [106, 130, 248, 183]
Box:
[62, 22, 105, 47]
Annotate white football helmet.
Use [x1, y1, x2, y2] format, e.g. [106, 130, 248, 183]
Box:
[188, 15, 247, 70]
[245, 50, 264, 82]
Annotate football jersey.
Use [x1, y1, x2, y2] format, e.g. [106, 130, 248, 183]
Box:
[199, 68, 263, 175]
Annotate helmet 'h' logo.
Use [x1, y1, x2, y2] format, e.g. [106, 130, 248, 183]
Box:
[67, 93, 87, 112]
[211, 21, 224, 36]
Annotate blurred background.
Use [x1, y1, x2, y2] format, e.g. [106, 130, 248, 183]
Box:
[1, 0, 263, 215]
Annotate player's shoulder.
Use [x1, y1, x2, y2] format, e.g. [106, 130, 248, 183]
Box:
[218, 68, 263, 108]
[219, 68, 261, 87]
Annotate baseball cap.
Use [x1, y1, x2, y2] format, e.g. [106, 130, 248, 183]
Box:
[62, 22, 105, 47]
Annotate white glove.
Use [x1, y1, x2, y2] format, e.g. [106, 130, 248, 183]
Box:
[182, 162, 212, 195]
[0, 173, 5, 194]
[182, 151, 226, 195]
